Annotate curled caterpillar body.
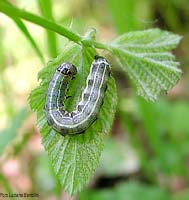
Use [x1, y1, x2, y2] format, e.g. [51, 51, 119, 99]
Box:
[44, 56, 110, 135]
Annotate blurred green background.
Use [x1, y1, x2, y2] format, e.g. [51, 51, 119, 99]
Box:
[0, 0, 189, 199]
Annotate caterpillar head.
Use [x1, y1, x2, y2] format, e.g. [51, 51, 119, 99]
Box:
[93, 55, 110, 71]
[57, 62, 77, 76]
[94, 55, 107, 62]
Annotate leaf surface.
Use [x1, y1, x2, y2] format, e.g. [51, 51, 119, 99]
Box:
[111, 28, 182, 101]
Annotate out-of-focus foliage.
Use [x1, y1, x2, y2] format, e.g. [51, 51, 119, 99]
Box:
[38, 0, 57, 58]
[1, 0, 44, 62]
[0, 0, 188, 199]
[119, 98, 189, 178]
[0, 107, 29, 155]
[79, 181, 170, 200]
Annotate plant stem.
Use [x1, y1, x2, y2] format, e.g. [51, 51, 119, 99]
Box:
[0, 1, 81, 44]
[0, 1, 110, 51]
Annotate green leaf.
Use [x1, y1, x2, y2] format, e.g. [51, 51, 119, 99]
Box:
[28, 43, 117, 196]
[110, 28, 182, 101]
[0, 107, 29, 155]
[38, 0, 57, 58]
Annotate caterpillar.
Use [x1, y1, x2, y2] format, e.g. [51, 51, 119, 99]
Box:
[44, 55, 110, 135]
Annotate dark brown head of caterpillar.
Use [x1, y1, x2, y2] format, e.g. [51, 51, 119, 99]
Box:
[94, 55, 104, 60]
[94, 55, 108, 63]
[57, 62, 77, 76]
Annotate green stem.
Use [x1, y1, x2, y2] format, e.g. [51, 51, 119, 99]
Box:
[82, 39, 111, 51]
[0, 1, 110, 51]
[0, 1, 81, 44]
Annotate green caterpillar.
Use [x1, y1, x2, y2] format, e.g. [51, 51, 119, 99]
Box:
[44, 55, 110, 135]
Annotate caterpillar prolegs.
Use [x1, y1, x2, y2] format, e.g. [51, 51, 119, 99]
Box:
[44, 55, 110, 135]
